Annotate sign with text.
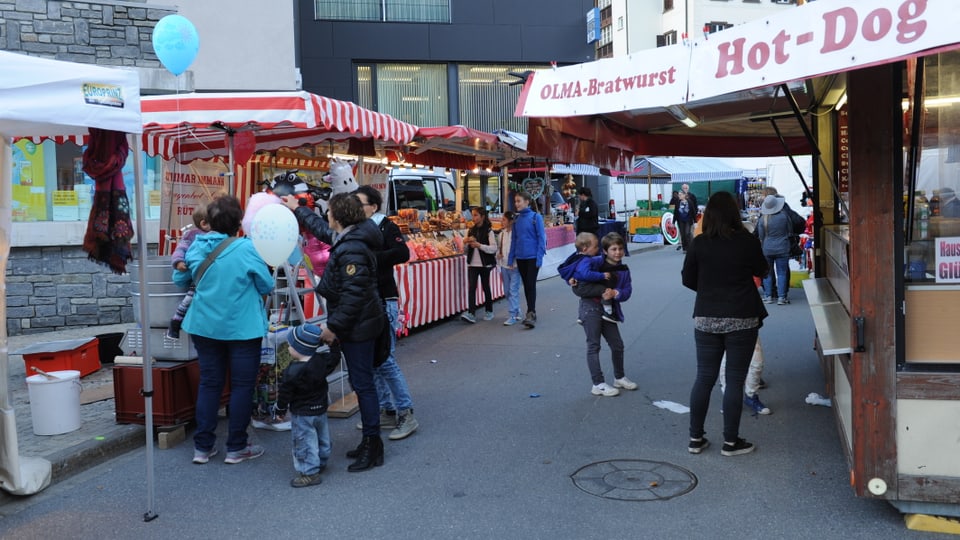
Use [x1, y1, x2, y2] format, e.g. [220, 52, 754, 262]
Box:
[519, 0, 960, 118]
[516, 44, 689, 118]
[935, 236, 960, 283]
[159, 159, 227, 235]
[688, 0, 960, 101]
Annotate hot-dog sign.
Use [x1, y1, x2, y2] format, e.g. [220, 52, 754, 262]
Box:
[518, 0, 960, 118]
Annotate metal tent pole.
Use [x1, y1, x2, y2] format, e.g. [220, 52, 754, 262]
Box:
[130, 134, 158, 522]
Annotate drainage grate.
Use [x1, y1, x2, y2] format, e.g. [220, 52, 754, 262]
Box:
[570, 459, 697, 501]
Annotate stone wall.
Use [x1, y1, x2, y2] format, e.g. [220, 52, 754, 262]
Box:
[0, 0, 173, 67]
[6, 246, 140, 335]
[2, 0, 176, 335]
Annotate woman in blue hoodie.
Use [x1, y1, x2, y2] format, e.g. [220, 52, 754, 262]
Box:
[173, 195, 275, 466]
[507, 191, 546, 328]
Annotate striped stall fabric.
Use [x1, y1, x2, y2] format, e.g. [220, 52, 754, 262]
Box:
[394, 256, 504, 331]
[140, 91, 418, 164]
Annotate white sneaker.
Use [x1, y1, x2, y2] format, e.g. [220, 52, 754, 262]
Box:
[591, 383, 620, 397]
[614, 377, 638, 390]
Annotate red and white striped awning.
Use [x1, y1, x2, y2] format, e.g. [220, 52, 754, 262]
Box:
[140, 91, 418, 163]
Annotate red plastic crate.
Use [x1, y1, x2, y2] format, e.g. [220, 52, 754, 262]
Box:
[113, 361, 229, 426]
[18, 337, 100, 378]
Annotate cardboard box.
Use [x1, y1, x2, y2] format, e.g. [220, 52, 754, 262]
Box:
[16, 337, 100, 378]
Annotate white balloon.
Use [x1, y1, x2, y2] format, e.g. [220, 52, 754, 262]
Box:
[242, 192, 283, 234]
[249, 204, 298, 266]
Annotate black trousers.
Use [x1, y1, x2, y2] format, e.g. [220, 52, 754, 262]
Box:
[516, 259, 539, 313]
[467, 266, 493, 314]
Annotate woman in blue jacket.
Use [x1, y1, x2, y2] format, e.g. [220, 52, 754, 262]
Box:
[173, 195, 275, 465]
[507, 191, 546, 328]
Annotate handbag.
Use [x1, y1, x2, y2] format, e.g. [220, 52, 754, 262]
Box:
[789, 236, 803, 258]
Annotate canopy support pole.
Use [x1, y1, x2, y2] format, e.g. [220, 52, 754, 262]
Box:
[130, 134, 159, 522]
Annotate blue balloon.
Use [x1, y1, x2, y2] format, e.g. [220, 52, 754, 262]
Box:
[152, 15, 200, 76]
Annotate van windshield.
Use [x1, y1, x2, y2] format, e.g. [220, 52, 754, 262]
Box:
[391, 177, 456, 213]
[394, 179, 433, 211]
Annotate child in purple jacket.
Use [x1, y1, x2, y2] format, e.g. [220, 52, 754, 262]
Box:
[570, 232, 636, 397]
[167, 208, 210, 338]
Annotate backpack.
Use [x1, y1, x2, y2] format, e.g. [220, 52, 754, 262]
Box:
[785, 206, 805, 235]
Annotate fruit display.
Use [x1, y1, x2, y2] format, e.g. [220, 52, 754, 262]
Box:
[405, 232, 463, 262]
[390, 209, 467, 234]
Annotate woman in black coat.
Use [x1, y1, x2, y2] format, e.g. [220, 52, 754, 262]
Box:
[311, 193, 387, 471]
[681, 191, 768, 458]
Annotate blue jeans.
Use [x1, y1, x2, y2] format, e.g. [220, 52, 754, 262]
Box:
[499, 265, 521, 319]
[689, 327, 759, 443]
[579, 298, 625, 385]
[763, 254, 790, 300]
[341, 339, 380, 437]
[192, 335, 262, 453]
[291, 413, 331, 475]
[374, 299, 414, 412]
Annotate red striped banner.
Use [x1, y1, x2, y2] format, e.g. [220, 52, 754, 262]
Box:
[393, 256, 505, 331]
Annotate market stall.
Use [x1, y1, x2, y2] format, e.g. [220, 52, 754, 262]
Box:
[516, 0, 960, 518]
[0, 51, 144, 497]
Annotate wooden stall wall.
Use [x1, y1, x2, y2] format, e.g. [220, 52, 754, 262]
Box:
[846, 64, 900, 499]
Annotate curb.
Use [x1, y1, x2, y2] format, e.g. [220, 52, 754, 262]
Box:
[0, 424, 144, 507]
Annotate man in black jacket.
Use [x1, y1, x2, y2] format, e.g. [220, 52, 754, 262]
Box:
[355, 185, 420, 441]
[576, 187, 599, 237]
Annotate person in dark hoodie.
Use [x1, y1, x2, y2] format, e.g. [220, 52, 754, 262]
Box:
[285, 192, 387, 472]
[273, 324, 340, 488]
[354, 185, 419, 442]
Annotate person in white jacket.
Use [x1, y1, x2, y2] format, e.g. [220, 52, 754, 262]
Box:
[496, 211, 522, 326]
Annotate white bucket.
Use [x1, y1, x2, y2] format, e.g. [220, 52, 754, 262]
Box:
[26, 370, 82, 435]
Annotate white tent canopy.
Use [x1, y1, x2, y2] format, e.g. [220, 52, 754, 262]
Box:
[0, 51, 147, 501]
[0, 50, 142, 138]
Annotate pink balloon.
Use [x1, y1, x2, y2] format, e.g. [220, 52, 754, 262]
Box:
[243, 192, 282, 234]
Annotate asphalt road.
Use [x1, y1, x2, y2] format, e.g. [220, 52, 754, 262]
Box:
[0, 246, 951, 539]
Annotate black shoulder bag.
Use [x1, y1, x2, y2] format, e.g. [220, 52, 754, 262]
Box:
[194, 237, 238, 285]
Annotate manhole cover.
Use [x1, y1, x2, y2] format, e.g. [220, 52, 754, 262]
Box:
[570, 459, 697, 501]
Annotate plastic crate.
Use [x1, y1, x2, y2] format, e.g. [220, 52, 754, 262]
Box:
[124, 327, 197, 361]
[16, 337, 100, 378]
[113, 361, 230, 426]
[113, 361, 198, 425]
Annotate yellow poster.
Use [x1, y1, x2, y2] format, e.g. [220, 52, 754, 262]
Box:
[12, 140, 47, 221]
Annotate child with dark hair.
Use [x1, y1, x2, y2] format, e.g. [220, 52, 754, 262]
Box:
[460, 206, 498, 323]
[568, 233, 636, 397]
[167, 207, 211, 339]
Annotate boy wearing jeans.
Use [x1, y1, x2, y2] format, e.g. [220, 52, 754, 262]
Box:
[273, 324, 338, 488]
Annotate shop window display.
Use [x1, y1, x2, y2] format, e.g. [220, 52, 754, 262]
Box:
[11, 140, 161, 223]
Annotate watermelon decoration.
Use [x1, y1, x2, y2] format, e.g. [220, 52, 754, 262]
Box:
[661, 212, 680, 245]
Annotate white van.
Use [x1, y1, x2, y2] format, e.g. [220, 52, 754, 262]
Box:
[385, 168, 457, 216]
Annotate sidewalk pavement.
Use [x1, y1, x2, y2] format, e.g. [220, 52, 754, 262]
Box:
[0, 240, 669, 505]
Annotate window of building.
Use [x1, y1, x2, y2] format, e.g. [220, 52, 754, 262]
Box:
[315, 0, 450, 23]
[11, 139, 161, 223]
[358, 63, 449, 126]
[659, 30, 678, 46]
[457, 64, 543, 133]
[358, 63, 548, 132]
[704, 21, 734, 34]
